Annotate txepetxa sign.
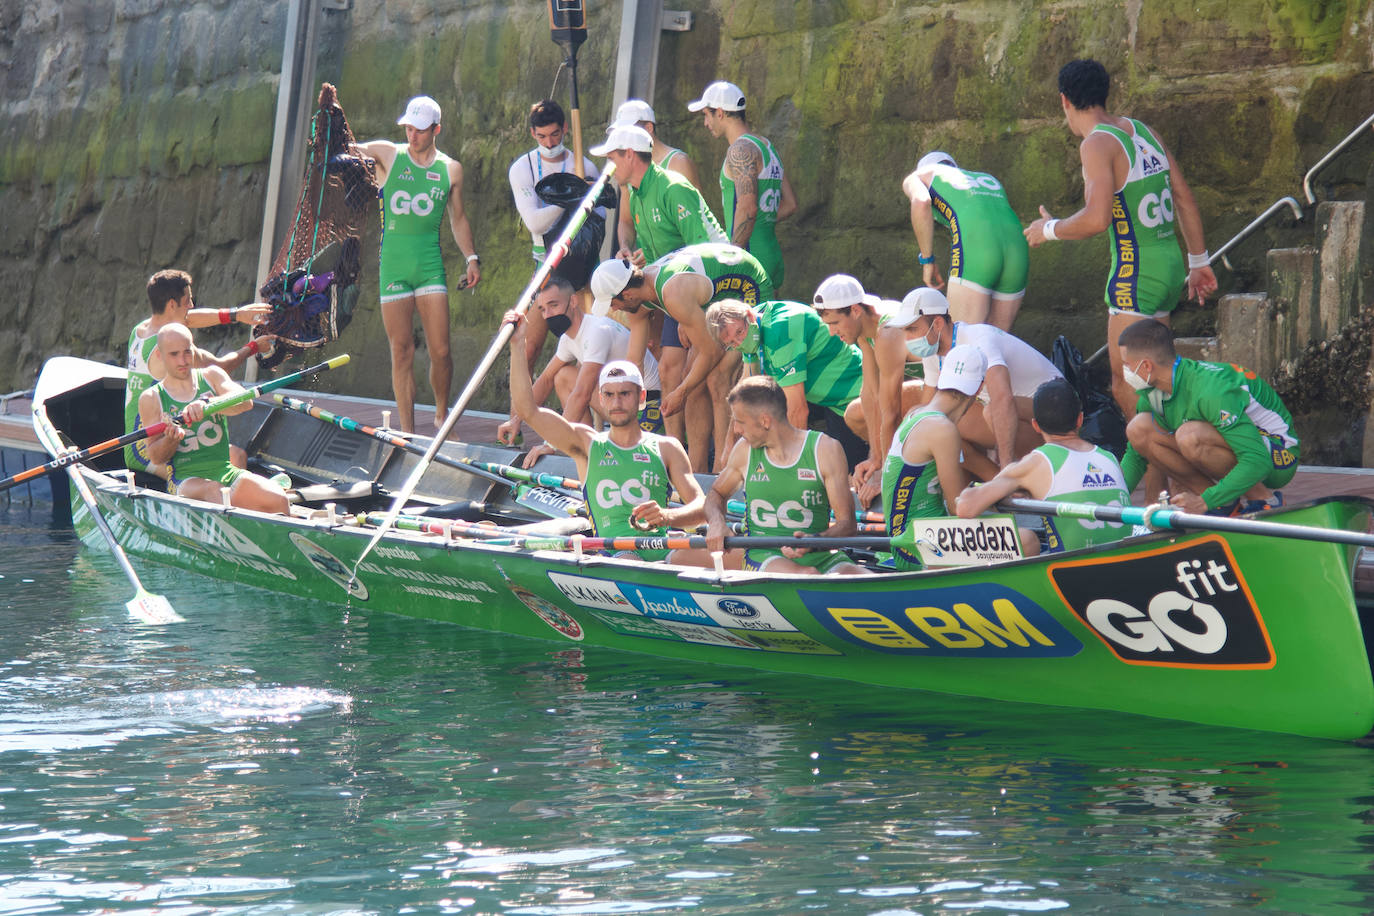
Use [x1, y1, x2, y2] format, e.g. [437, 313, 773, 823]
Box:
[1048, 535, 1274, 669]
[800, 583, 1081, 657]
[908, 516, 1022, 567]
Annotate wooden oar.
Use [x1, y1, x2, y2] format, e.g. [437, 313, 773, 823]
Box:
[2, 354, 350, 495]
[31, 412, 183, 624]
[999, 496, 1374, 550]
[353, 162, 618, 575]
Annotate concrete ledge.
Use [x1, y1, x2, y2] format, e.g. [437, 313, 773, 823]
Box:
[1217, 292, 1276, 377]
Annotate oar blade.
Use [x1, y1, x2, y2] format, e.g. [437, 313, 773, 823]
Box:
[127, 588, 184, 625]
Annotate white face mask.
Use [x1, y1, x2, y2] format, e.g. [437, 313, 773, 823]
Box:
[905, 320, 938, 359]
[1122, 359, 1152, 392]
[541, 141, 567, 159]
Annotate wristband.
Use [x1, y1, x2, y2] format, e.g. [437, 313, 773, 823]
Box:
[219, 308, 233, 325]
[1041, 219, 1059, 241]
[1187, 250, 1210, 270]
[245, 339, 260, 357]
[466, 254, 480, 264]
[917, 253, 935, 265]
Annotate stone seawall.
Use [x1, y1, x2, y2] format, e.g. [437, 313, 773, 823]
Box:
[2, 0, 1371, 412]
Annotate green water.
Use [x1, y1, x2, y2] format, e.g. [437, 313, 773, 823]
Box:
[2, 507, 1373, 914]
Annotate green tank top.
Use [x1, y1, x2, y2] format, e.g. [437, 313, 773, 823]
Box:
[881, 409, 947, 570]
[1034, 442, 1132, 552]
[650, 243, 774, 312]
[380, 150, 452, 247]
[154, 370, 233, 485]
[720, 134, 785, 287]
[585, 433, 672, 561]
[123, 324, 158, 470]
[1091, 119, 1185, 309]
[744, 429, 829, 538]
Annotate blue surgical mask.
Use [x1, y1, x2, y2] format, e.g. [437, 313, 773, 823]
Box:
[541, 142, 567, 159]
[905, 323, 938, 359]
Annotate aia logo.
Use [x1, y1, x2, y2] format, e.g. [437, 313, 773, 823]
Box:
[1049, 537, 1274, 668]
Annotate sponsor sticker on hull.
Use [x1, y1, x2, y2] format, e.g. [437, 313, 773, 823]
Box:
[1048, 535, 1274, 669]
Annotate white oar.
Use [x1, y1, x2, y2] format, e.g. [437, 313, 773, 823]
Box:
[351, 162, 617, 579]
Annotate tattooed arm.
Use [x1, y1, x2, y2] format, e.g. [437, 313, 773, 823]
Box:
[725, 138, 762, 249]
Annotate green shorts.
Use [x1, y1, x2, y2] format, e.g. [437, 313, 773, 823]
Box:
[748, 228, 784, 293]
[380, 238, 448, 303]
[1104, 251, 1187, 317]
[169, 464, 247, 496]
[745, 547, 853, 573]
[1262, 432, 1300, 489]
[948, 212, 1028, 298]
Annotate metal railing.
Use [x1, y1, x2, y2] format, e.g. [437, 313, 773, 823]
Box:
[1213, 196, 1303, 271]
[1303, 112, 1374, 204]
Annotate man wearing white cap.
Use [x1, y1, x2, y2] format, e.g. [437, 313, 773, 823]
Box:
[608, 98, 705, 256]
[589, 242, 773, 471]
[880, 343, 989, 570]
[902, 151, 1028, 330]
[497, 274, 663, 467]
[887, 286, 1062, 471]
[355, 95, 481, 432]
[688, 80, 797, 291]
[505, 311, 709, 565]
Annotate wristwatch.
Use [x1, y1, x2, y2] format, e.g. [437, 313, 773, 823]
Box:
[917, 253, 935, 265]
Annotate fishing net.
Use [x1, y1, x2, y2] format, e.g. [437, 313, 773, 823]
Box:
[254, 83, 377, 371]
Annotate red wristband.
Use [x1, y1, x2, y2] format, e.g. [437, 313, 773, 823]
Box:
[245, 339, 260, 356]
[219, 308, 232, 324]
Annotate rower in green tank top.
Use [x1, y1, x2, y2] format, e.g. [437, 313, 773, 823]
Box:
[957, 378, 1132, 556]
[687, 81, 797, 291]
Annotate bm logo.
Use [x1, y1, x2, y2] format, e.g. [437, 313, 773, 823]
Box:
[1049, 536, 1274, 669]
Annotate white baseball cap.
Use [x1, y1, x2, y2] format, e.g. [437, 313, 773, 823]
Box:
[598, 360, 645, 390]
[611, 99, 656, 127]
[812, 274, 881, 311]
[885, 286, 951, 329]
[590, 125, 654, 157]
[687, 80, 746, 112]
[590, 258, 635, 316]
[397, 96, 441, 129]
[917, 151, 956, 171]
[938, 344, 988, 396]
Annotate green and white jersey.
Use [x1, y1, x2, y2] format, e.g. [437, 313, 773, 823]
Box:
[1121, 358, 1301, 509]
[744, 430, 829, 538]
[380, 149, 451, 243]
[746, 300, 862, 414]
[1092, 119, 1187, 314]
[123, 323, 158, 470]
[1033, 442, 1131, 552]
[650, 242, 774, 311]
[629, 164, 727, 264]
[150, 370, 234, 486]
[880, 409, 947, 570]
[721, 133, 786, 286]
[585, 433, 672, 561]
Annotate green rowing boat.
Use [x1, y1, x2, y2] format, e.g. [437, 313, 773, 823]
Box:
[33, 356, 1374, 740]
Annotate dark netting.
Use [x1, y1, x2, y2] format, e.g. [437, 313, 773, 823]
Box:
[255, 83, 377, 370]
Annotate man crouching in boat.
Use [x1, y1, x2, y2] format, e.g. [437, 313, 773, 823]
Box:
[701, 376, 869, 574]
[506, 310, 711, 564]
[136, 324, 289, 514]
[879, 344, 987, 570]
[955, 378, 1132, 556]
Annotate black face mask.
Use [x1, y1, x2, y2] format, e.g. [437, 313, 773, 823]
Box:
[545, 313, 573, 338]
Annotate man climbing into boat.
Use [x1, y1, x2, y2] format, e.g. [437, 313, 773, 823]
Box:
[1115, 318, 1298, 516]
[505, 311, 710, 565]
[902, 151, 1029, 331]
[497, 274, 663, 467]
[136, 324, 289, 514]
[593, 122, 727, 459]
[355, 94, 482, 433]
[701, 376, 868, 574]
[702, 298, 867, 470]
[688, 80, 797, 292]
[590, 242, 774, 472]
[125, 269, 272, 484]
[955, 377, 1132, 556]
[886, 286, 1060, 474]
[880, 344, 989, 571]
[1024, 58, 1217, 418]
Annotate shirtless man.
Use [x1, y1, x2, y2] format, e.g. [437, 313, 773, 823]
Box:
[1024, 59, 1217, 417]
[137, 324, 288, 514]
[356, 95, 481, 432]
[902, 151, 1028, 330]
[688, 80, 797, 291]
[125, 269, 271, 478]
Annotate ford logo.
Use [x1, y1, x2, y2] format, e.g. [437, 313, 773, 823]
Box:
[717, 598, 759, 619]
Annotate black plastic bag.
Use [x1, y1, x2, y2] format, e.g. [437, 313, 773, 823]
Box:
[535, 172, 617, 290]
[1051, 335, 1127, 458]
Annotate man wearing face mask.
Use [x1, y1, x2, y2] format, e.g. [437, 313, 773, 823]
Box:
[497, 275, 663, 467]
[886, 287, 1061, 472]
[703, 299, 867, 469]
[1116, 318, 1298, 516]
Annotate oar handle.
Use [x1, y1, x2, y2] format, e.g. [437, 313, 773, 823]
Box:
[201, 354, 350, 417]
